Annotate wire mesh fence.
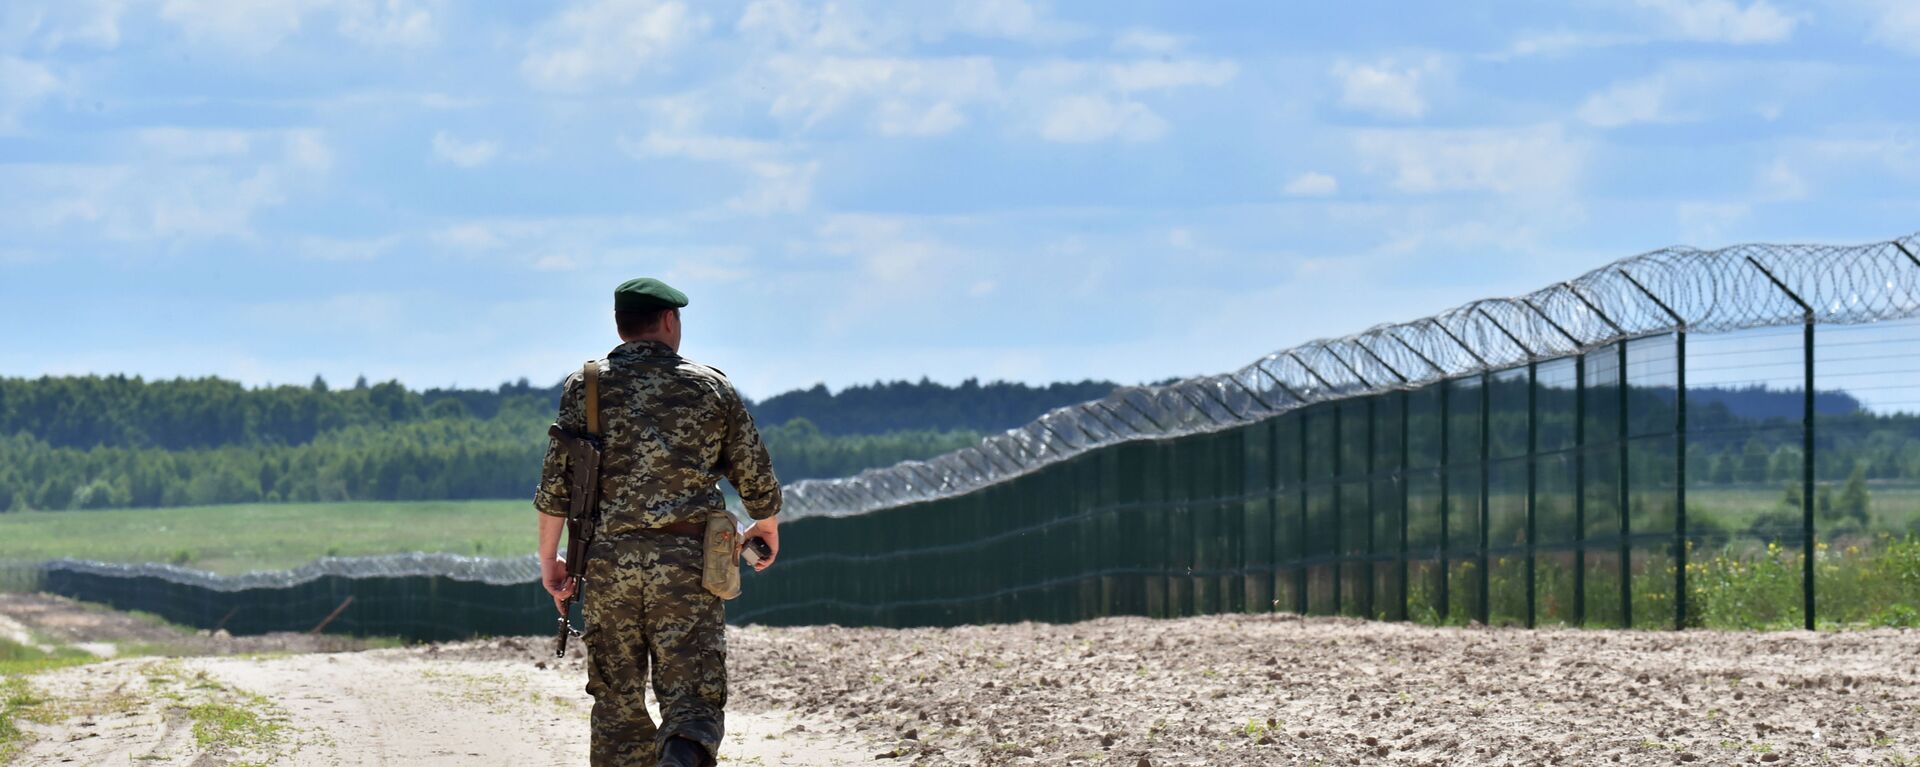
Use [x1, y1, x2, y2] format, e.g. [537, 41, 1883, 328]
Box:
[734, 234, 1920, 630]
[12, 233, 1920, 636]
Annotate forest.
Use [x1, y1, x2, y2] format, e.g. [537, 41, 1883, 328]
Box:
[0, 374, 1090, 511]
[7, 374, 1920, 514]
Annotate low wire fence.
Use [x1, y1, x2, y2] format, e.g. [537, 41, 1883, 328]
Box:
[13, 556, 554, 642]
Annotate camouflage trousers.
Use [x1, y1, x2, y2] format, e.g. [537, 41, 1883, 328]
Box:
[583, 531, 726, 767]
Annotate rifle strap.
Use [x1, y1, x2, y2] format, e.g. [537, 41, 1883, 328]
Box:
[583, 360, 602, 437]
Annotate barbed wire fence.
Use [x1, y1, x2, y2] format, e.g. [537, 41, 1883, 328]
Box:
[10, 233, 1920, 639]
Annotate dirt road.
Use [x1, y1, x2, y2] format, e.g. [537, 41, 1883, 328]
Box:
[6, 594, 1919, 766]
[12, 647, 876, 766]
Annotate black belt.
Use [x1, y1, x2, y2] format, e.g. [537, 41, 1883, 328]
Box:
[600, 520, 704, 540]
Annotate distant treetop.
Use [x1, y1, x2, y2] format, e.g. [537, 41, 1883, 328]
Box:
[744, 377, 1120, 435]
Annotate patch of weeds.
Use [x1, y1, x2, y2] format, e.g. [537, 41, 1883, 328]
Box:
[186, 693, 283, 752]
[1, 676, 46, 762]
[0, 637, 95, 676]
[116, 641, 191, 658]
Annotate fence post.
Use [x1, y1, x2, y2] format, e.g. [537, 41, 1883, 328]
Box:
[1479, 370, 1492, 626]
[1744, 255, 1816, 630]
[1526, 360, 1539, 629]
[1619, 340, 1632, 628]
[1297, 414, 1309, 615]
[1802, 321, 1815, 630]
[1439, 382, 1451, 623]
[1365, 396, 1377, 619]
[1675, 331, 1689, 630]
[1400, 390, 1411, 622]
[1574, 354, 1586, 627]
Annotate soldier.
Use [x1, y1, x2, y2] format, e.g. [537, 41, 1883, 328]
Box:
[535, 277, 782, 767]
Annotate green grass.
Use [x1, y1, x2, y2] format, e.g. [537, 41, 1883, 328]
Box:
[0, 675, 38, 763]
[0, 638, 95, 677]
[188, 695, 282, 751]
[0, 500, 530, 575]
[0, 638, 100, 762]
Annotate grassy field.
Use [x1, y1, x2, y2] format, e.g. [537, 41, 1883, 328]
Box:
[0, 500, 530, 575]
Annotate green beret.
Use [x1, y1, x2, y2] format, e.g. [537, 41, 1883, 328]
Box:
[614, 277, 689, 312]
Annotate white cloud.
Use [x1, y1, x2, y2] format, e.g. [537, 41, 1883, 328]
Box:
[284, 130, 334, 172]
[1755, 158, 1807, 201]
[736, 0, 889, 52]
[0, 248, 46, 266]
[764, 55, 999, 136]
[618, 132, 780, 163]
[1108, 59, 1237, 91]
[946, 0, 1041, 40]
[338, 0, 437, 46]
[137, 128, 255, 160]
[736, 0, 1068, 53]
[1577, 62, 1832, 128]
[1490, 31, 1640, 60]
[1167, 228, 1195, 250]
[1284, 172, 1339, 197]
[818, 215, 947, 286]
[0, 126, 332, 242]
[521, 0, 707, 92]
[1635, 0, 1796, 43]
[619, 130, 814, 215]
[10, 0, 128, 50]
[1577, 75, 1678, 128]
[532, 254, 578, 271]
[430, 131, 499, 168]
[729, 161, 817, 214]
[156, 0, 439, 52]
[433, 223, 507, 250]
[1331, 57, 1445, 119]
[1038, 94, 1166, 143]
[1013, 56, 1235, 144]
[664, 252, 755, 283]
[0, 56, 59, 132]
[147, 168, 285, 239]
[1354, 125, 1586, 195]
[968, 279, 998, 297]
[159, 0, 316, 53]
[1676, 201, 1750, 242]
[298, 234, 404, 261]
[1113, 27, 1186, 55]
[1862, 0, 1920, 55]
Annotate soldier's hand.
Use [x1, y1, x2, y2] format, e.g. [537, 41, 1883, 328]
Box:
[541, 557, 575, 613]
[741, 517, 779, 572]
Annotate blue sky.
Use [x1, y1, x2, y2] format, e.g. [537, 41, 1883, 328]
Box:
[2, 0, 1918, 399]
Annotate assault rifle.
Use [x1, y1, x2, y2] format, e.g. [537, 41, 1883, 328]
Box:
[549, 422, 603, 658]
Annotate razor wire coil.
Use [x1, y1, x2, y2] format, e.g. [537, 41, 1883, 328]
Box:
[781, 234, 1920, 520]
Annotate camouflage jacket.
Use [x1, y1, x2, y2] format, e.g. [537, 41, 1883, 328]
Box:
[535, 341, 781, 534]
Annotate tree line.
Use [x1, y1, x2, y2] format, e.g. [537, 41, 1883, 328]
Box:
[0, 411, 982, 512]
[0, 374, 1113, 450]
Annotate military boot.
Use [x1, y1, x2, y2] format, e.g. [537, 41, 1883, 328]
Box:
[658, 736, 711, 767]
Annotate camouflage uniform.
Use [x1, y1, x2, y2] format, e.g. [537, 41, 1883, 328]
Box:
[536, 340, 781, 767]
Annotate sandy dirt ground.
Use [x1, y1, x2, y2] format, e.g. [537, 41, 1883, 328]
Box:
[6, 595, 1920, 766]
[11, 649, 877, 766]
[723, 615, 1920, 766]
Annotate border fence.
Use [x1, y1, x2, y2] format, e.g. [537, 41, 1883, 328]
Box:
[13, 233, 1920, 638]
[7, 556, 554, 643]
[735, 234, 1920, 630]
